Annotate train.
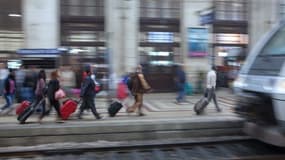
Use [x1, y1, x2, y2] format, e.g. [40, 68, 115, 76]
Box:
[233, 22, 285, 147]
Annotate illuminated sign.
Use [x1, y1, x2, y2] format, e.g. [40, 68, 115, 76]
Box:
[188, 28, 208, 57]
[214, 34, 248, 44]
[17, 49, 62, 55]
[148, 32, 173, 43]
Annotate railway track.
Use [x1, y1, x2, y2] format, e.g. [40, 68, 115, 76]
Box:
[0, 137, 284, 160]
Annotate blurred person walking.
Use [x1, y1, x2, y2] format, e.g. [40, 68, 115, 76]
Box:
[46, 70, 62, 122]
[77, 65, 101, 120]
[174, 65, 187, 104]
[127, 65, 151, 116]
[15, 65, 25, 103]
[34, 70, 47, 123]
[205, 66, 222, 112]
[0, 70, 16, 112]
[22, 66, 37, 102]
[0, 63, 8, 96]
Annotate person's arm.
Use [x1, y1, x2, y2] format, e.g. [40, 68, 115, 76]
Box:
[80, 79, 89, 97]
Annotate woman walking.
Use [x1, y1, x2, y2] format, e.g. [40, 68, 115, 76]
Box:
[34, 70, 47, 123]
[46, 70, 62, 122]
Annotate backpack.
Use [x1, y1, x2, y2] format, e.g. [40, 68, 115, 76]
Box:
[126, 76, 133, 91]
[124, 73, 137, 91]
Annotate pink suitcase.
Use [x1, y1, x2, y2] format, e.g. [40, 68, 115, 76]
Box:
[60, 99, 78, 120]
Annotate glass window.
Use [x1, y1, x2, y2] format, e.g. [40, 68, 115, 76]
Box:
[140, 0, 180, 18]
[260, 25, 285, 56]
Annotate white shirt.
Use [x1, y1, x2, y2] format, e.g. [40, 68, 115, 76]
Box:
[206, 70, 217, 89]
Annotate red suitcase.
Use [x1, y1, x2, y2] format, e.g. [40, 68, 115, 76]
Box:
[60, 99, 78, 120]
[16, 100, 31, 115]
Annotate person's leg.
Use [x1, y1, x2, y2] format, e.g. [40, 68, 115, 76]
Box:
[127, 94, 138, 113]
[176, 83, 183, 102]
[39, 96, 46, 120]
[53, 100, 62, 119]
[212, 88, 221, 112]
[77, 98, 87, 119]
[88, 97, 101, 119]
[2, 94, 12, 110]
[136, 93, 144, 116]
[181, 83, 186, 102]
[0, 80, 3, 96]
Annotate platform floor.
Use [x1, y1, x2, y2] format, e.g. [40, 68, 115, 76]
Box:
[0, 89, 238, 125]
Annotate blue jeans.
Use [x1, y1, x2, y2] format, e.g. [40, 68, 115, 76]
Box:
[2, 93, 14, 110]
[176, 83, 185, 102]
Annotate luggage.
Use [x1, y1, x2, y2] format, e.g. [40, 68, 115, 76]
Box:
[194, 97, 209, 115]
[108, 101, 123, 117]
[16, 100, 31, 115]
[60, 99, 78, 120]
[17, 100, 41, 124]
[117, 82, 128, 100]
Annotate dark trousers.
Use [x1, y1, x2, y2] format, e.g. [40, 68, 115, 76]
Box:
[48, 98, 61, 118]
[78, 97, 100, 119]
[35, 95, 46, 119]
[205, 87, 220, 111]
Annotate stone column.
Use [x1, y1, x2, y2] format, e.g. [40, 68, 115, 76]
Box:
[22, 0, 59, 48]
[181, 0, 212, 91]
[105, 0, 139, 78]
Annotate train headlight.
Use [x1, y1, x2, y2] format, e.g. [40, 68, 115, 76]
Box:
[233, 75, 247, 89]
[275, 79, 285, 93]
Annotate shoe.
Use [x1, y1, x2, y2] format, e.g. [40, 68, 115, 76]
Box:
[37, 117, 43, 124]
[126, 107, 135, 113]
[138, 113, 145, 116]
[95, 115, 102, 120]
[95, 113, 102, 120]
[55, 116, 64, 123]
[217, 108, 222, 112]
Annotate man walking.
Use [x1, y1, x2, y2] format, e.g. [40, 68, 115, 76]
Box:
[174, 65, 186, 104]
[127, 65, 151, 116]
[205, 66, 222, 112]
[78, 65, 101, 120]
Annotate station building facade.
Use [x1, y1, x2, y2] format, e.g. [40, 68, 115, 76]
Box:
[0, 0, 284, 91]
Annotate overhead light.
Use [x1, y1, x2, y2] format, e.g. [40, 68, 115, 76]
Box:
[8, 13, 22, 17]
[218, 52, 228, 57]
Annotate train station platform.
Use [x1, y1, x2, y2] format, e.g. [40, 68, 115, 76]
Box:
[0, 88, 245, 147]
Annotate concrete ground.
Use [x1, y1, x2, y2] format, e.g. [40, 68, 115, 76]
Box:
[0, 88, 238, 124]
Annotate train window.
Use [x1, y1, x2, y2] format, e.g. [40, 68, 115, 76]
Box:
[260, 25, 285, 56]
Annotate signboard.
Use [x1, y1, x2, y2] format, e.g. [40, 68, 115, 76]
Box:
[148, 32, 173, 43]
[17, 48, 62, 55]
[188, 28, 208, 57]
[199, 9, 214, 25]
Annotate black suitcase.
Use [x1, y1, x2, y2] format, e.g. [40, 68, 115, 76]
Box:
[108, 101, 123, 117]
[194, 97, 209, 115]
[17, 98, 45, 124]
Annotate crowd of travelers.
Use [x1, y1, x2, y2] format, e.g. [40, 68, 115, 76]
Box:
[0, 62, 222, 124]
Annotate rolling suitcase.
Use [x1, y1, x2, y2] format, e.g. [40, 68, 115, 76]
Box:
[194, 97, 209, 115]
[16, 100, 31, 115]
[60, 99, 78, 120]
[108, 101, 123, 117]
[17, 98, 45, 124]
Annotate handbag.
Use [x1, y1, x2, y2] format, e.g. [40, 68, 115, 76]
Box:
[55, 88, 66, 100]
[95, 85, 101, 94]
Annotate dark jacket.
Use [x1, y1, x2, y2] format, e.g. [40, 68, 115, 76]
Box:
[80, 75, 95, 98]
[175, 68, 186, 84]
[47, 79, 60, 101]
